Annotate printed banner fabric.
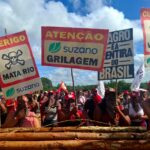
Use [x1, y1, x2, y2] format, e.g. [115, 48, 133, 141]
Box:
[41, 26, 109, 71]
[0, 31, 43, 99]
[98, 28, 134, 80]
[141, 8, 150, 68]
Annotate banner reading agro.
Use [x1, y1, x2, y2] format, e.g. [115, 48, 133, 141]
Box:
[42, 27, 108, 71]
[141, 8, 150, 68]
[98, 28, 134, 80]
[0, 31, 43, 99]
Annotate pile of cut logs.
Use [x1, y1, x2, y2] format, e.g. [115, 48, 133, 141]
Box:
[0, 126, 149, 150]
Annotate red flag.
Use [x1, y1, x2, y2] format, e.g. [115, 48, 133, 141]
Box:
[58, 81, 68, 93]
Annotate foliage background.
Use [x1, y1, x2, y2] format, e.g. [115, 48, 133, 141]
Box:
[41, 77, 149, 94]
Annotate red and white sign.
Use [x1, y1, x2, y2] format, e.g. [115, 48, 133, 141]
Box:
[42, 26, 108, 71]
[0, 31, 43, 99]
[141, 8, 150, 67]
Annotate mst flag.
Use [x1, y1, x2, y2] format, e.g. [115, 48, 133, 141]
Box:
[97, 81, 105, 98]
[57, 81, 68, 93]
[131, 63, 145, 91]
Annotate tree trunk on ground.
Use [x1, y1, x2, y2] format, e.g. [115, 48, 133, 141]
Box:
[0, 132, 148, 141]
[0, 140, 150, 150]
[0, 126, 146, 133]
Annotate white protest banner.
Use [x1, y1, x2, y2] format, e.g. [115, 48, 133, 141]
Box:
[131, 63, 145, 91]
[42, 26, 109, 71]
[141, 8, 150, 68]
[98, 28, 134, 80]
[0, 31, 43, 99]
[97, 81, 105, 98]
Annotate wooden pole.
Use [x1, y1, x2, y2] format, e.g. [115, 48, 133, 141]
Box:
[4, 28, 7, 35]
[115, 79, 118, 102]
[71, 68, 77, 106]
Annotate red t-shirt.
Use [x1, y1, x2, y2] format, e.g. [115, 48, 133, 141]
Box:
[6, 99, 17, 113]
[93, 94, 102, 105]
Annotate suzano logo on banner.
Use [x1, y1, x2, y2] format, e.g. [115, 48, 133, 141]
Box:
[0, 31, 43, 99]
[42, 26, 109, 71]
[49, 42, 61, 53]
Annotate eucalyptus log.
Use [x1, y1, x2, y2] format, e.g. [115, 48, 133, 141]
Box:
[0, 140, 150, 150]
[0, 126, 146, 133]
[0, 132, 148, 141]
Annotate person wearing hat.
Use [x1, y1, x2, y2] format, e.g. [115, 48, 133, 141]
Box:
[76, 90, 86, 111]
[122, 90, 131, 111]
[93, 88, 116, 125]
[115, 95, 131, 126]
[83, 88, 103, 124]
[2, 95, 41, 128]
[42, 92, 57, 127]
[57, 92, 85, 126]
[92, 88, 102, 105]
[14, 95, 41, 128]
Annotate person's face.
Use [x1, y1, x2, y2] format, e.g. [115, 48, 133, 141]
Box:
[143, 91, 148, 98]
[124, 94, 130, 100]
[1, 95, 6, 103]
[22, 96, 29, 107]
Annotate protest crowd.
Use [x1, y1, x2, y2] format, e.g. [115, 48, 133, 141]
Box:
[1, 81, 150, 129]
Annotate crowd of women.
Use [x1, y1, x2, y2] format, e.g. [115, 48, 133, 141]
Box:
[0, 85, 150, 129]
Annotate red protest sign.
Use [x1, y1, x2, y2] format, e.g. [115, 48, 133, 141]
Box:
[42, 26, 108, 71]
[0, 31, 43, 99]
[141, 8, 150, 67]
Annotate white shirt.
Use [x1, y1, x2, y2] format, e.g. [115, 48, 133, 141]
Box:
[129, 103, 144, 122]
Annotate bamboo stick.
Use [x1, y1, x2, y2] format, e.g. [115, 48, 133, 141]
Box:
[0, 132, 148, 141]
[0, 140, 150, 150]
[0, 126, 147, 133]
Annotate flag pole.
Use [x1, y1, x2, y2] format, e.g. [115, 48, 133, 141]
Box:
[4, 28, 7, 35]
[115, 79, 118, 104]
[71, 68, 77, 106]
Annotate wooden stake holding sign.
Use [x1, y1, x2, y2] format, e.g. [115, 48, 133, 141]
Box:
[71, 68, 77, 106]
[115, 79, 118, 104]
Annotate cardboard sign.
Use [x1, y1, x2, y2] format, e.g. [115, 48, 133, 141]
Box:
[141, 8, 150, 68]
[42, 26, 108, 71]
[98, 29, 134, 80]
[0, 31, 43, 99]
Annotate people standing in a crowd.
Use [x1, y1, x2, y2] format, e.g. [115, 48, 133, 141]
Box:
[57, 92, 85, 126]
[2, 95, 41, 128]
[115, 96, 131, 126]
[43, 91, 57, 126]
[15, 95, 41, 128]
[77, 90, 86, 111]
[0, 93, 7, 126]
[129, 91, 147, 127]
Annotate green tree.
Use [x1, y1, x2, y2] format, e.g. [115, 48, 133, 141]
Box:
[105, 80, 131, 94]
[41, 77, 52, 91]
[117, 80, 130, 94]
